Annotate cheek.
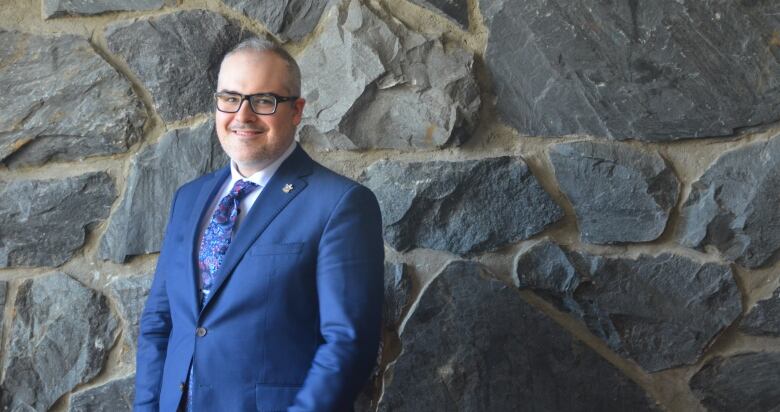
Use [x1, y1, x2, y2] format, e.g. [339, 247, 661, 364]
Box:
[214, 115, 233, 150]
[265, 120, 286, 136]
[215, 112, 232, 129]
[270, 116, 296, 134]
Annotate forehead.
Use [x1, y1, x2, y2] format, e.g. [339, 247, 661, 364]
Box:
[217, 50, 290, 93]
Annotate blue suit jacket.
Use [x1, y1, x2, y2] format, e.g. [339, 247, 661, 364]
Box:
[134, 146, 384, 411]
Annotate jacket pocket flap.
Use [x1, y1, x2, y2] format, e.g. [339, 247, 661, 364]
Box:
[249, 242, 304, 256]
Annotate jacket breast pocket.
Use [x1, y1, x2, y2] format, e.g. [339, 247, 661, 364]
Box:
[255, 384, 301, 411]
[249, 242, 304, 256]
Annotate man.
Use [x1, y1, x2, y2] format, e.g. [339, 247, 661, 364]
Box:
[134, 38, 385, 411]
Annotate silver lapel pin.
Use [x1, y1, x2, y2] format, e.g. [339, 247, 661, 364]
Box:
[282, 183, 294, 193]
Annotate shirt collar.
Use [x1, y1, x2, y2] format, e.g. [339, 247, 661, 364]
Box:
[229, 141, 297, 188]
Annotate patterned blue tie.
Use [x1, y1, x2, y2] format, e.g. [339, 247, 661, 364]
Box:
[185, 179, 259, 412]
[198, 179, 260, 305]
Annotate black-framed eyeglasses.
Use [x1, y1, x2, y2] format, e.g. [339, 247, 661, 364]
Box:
[214, 91, 298, 115]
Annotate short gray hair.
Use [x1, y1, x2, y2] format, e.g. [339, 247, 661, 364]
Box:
[222, 37, 302, 96]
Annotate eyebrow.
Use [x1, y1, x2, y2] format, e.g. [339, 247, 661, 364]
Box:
[217, 89, 274, 96]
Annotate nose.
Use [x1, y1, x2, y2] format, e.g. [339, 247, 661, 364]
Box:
[234, 98, 258, 122]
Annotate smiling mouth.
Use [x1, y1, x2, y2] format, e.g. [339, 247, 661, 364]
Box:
[231, 129, 265, 137]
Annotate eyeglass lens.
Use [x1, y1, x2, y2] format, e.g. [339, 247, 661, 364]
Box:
[215, 93, 276, 114]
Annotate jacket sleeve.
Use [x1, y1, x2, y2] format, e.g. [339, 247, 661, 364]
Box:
[133, 191, 179, 412]
[290, 184, 385, 411]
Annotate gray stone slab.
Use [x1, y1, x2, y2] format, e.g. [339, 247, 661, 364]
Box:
[99, 120, 227, 263]
[222, 0, 330, 42]
[0, 280, 7, 349]
[298, 0, 480, 150]
[383, 262, 411, 330]
[480, 0, 780, 140]
[409, 0, 468, 28]
[678, 135, 780, 268]
[68, 374, 134, 412]
[362, 157, 563, 255]
[690, 352, 780, 412]
[378, 261, 658, 411]
[740, 287, 780, 337]
[43, 0, 165, 19]
[298, 1, 391, 148]
[354, 262, 412, 411]
[106, 274, 153, 362]
[354, 391, 373, 412]
[514, 241, 742, 372]
[0, 30, 145, 168]
[0, 273, 118, 412]
[0, 173, 115, 268]
[105, 10, 242, 123]
[549, 141, 679, 244]
[0, 281, 7, 306]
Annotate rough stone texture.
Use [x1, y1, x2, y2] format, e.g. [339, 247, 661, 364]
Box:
[222, 0, 330, 42]
[514, 241, 741, 372]
[362, 157, 563, 255]
[99, 120, 227, 263]
[3, 0, 778, 409]
[355, 263, 412, 412]
[105, 10, 242, 123]
[0, 273, 118, 412]
[678, 135, 780, 269]
[43, 0, 165, 19]
[0, 30, 145, 168]
[354, 391, 373, 412]
[740, 287, 780, 337]
[549, 141, 679, 244]
[409, 0, 469, 28]
[690, 352, 780, 412]
[0, 280, 7, 344]
[378, 261, 658, 411]
[298, 0, 480, 150]
[383, 262, 411, 330]
[106, 274, 153, 362]
[68, 374, 134, 412]
[0, 173, 116, 268]
[480, 0, 780, 140]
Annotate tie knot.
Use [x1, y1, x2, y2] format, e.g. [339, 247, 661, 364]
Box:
[229, 180, 259, 201]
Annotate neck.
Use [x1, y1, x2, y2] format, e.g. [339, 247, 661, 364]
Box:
[234, 161, 269, 178]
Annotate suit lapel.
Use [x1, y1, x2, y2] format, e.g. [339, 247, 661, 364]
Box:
[185, 166, 230, 315]
[201, 146, 314, 311]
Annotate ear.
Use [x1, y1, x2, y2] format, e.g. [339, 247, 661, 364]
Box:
[292, 98, 306, 125]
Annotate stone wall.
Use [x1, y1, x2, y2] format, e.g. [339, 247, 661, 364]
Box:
[0, 0, 778, 411]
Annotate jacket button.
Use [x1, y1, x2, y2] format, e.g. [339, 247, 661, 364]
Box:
[179, 382, 185, 391]
[195, 327, 207, 337]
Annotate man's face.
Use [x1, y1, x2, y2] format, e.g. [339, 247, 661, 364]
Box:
[215, 51, 305, 176]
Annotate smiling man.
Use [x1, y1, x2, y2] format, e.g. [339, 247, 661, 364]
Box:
[134, 38, 385, 412]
